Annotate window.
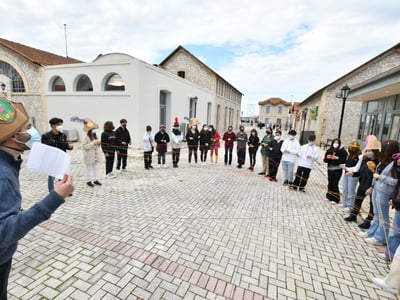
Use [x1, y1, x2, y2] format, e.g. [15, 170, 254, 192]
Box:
[0, 61, 25, 92]
[177, 71, 185, 78]
[51, 76, 66, 91]
[189, 97, 198, 118]
[76, 75, 93, 91]
[105, 74, 125, 91]
[278, 106, 283, 114]
[265, 106, 270, 113]
[160, 91, 167, 126]
[207, 102, 212, 124]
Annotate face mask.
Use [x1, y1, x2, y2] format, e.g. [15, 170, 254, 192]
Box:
[274, 136, 281, 141]
[308, 141, 315, 146]
[208, 128, 212, 132]
[15, 130, 32, 149]
[192, 125, 197, 129]
[25, 127, 41, 148]
[56, 125, 63, 133]
[228, 128, 232, 132]
[122, 124, 127, 128]
[365, 152, 374, 158]
[92, 129, 97, 135]
[289, 136, 295, 140]
[333, 143, 339, 148]
[160, 129, 165, 133]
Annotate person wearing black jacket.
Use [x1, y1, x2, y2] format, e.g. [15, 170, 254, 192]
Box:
[115, 118, 131, 172]
[101, 121, 118, 179]
[154, 124, 170, 168]
[41, 117, 74, 191]
[323, 138, 348, 203]
[266, 130, 283, 182]
[247, 128, 260, 171]
[199, 124, 210, 164]
[186, 125, 200, 164]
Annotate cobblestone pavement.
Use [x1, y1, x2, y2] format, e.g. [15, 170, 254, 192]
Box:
[8, 136, 398, 300]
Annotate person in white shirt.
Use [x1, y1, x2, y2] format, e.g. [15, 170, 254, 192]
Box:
[290, 134, 320, 192]
[143, 125, 155, 170]
[280, 129, 301, 185]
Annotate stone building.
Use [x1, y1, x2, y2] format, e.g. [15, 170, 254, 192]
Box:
[257, 98, 293, 130]
[0, 38, 80, 133]
[159, 46, 242, 132]
[298, 42, 400, 147]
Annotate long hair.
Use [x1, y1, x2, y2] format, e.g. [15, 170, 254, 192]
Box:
[103, 121, 114, 132]
[379, 140, 399, 165]
[347, 141, 361, 159]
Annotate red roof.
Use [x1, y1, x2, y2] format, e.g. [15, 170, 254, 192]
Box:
[258, 98, 292, 106]
[0, 37, 82, 66]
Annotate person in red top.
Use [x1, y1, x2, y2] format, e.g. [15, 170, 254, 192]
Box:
[222, 126, 236, 165]
[209, 125, 221, 164]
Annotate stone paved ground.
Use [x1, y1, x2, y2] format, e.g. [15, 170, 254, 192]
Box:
[7, 131, 398, 300]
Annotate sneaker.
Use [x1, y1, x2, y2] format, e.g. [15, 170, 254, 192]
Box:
[372, 277, 398, 294]
[93, 180, 102, 186]
[87, 181, 95, 187]
[377, 253, 390, 262]
[258, 172, 265, 175]
[343, 207, 351, 212]
[122, 168, 128, 172]
[106, 173, 117, 179]
[156, 164, 161, 169]
[299, 189, 306, 193]
[289, 186, 297, 191]
[163, 164, 168, 168]
[365, 237, 385, 246]
[358, 231, 369, 238]
[358, 220, 371, 229]
[344, 214, 357, 222]
[149, 165, 154, 169]
[116, 169, 121, 173]
[337, 203, 344, 207]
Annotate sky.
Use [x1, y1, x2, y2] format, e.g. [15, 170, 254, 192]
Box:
[1, 0, 400, 116]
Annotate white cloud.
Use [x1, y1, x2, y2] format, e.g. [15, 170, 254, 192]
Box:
[2, 0, 400, 114]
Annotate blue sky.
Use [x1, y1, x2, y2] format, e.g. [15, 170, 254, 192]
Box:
[1, 0, 400, 116]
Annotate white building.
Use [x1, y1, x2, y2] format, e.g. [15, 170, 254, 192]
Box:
[45, 53, 215, 148]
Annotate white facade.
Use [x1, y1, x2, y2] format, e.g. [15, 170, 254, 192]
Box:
[44, 53, 214, 148]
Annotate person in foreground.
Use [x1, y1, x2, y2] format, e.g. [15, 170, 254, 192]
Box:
[371, 244, 400, 295]
[0, 98, 74, 299]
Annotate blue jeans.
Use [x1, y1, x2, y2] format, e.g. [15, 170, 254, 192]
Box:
[48, 176, 55, 192]
[386, 210, 400, 259]
[342, 174, 358, 208]
[281, 160, 295, 183]
[367, 188, 391, 244]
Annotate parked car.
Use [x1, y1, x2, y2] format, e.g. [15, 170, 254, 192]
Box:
[257, 122, 265, 129]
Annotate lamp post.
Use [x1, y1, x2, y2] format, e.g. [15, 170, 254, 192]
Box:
[300, 108, 308, 144]
[336, 84, 351, 139]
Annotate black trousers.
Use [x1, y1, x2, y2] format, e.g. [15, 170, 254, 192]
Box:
[105, 153, 115, 174]
[326, 169, 343, 203]
[249, 149, 257, 167]
[224, 146, 233, 165]
[0, 259, 12, 300]
[172, 148, 180, 166]
[188, 146, 198, 163]
[351, 192, 374, 220]
[144, 151, 153, 168]
[237, 148, 246, 165]
[292, 166, 311, 190]
[117, 148, 128, 169]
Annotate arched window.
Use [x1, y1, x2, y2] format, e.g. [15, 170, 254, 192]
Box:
[105, 73, 125, 91]
[0, 61, 25, 92]
[50, 76, 66, 91]
[76, 75, 93, 91]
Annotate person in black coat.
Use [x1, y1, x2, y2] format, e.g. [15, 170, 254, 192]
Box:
[115, 118, 131, 171]
[186, 125, 200, 164]
[266, 130, 283, 182]
[247, 128, 260, 171]
[101, 121, 118, 178]
[154, 124, 170, 167]
[323, 138, 348, 203]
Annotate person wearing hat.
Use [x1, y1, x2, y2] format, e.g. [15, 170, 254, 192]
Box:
[154, 124, 170, 168]
[82, 118, 102, 187]
[41, 117, 74, 192]
[115, 118, 131, 172]
[344, 135, 380, 227]
[280, 129, 300, 186]
[0, 98, 74, 298]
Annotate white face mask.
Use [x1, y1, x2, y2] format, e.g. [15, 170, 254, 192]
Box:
[308, 141, 315, 146]
[289, 136, 295, 140]
[56, 125, 63, 133]
[333, 143, 339, 148]
[25, 127, 41, 148]
[274, 135, 281, 140]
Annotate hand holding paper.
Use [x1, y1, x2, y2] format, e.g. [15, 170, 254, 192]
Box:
[27, 143, 71, 179]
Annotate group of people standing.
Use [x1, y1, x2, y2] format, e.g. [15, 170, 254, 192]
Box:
[323, 135, 400, 294]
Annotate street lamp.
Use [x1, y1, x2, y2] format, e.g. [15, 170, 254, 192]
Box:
[336, 84, 351, 139]
[301, 107, 308, 144]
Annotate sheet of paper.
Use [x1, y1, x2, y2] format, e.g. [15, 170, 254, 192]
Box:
[26, 143, 71, 179]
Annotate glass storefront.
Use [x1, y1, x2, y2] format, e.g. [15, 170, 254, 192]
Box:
[357, 94, 400, 142]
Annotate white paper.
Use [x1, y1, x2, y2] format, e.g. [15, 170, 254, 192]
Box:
[26, 143, 71, 179]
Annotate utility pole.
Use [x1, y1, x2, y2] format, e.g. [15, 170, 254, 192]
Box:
[64, 24, 69, 58]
